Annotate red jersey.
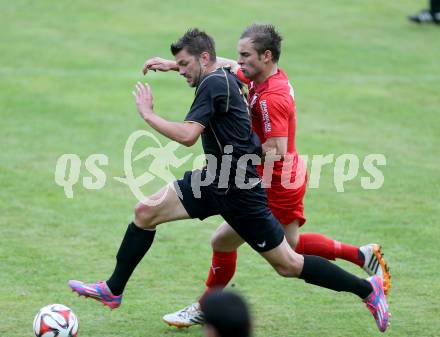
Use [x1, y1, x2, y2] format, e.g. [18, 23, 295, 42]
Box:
[237, 68, 307, 226]
[237, 68, 299, 184]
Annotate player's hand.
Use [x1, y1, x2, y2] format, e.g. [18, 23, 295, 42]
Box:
[142, 57, 177, 75]
[133, 82, 154, 121]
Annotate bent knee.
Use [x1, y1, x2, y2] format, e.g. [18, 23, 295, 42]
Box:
[211, 232, 227, 251]
[134, 202, 158, 229]
[286, 233, 299, 249]
[275, 265, 301, 278]
[210, 230, 241, 252]
[273, 257, 303, 278]
[284, 222, 300, 249]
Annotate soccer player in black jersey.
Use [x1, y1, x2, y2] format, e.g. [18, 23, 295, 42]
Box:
[68, 28, 389, 332]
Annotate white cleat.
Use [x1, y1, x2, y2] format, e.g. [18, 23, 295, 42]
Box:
[360, 244, 391, 295]
[162, 302, 204, 328]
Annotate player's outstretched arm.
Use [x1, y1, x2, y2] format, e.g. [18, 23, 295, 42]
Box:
[216, 57, 239, 74]
[143, 56, 238, 76]
[133, 82, 203, 147]
[142, 57, 178, 75]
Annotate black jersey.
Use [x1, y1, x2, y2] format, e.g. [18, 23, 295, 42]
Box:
[184, 67, 262, 190]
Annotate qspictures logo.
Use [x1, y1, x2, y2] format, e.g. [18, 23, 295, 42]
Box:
[54, 130, 386, 205]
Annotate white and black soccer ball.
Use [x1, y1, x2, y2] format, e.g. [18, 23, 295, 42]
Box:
[33, 304, 79, 337]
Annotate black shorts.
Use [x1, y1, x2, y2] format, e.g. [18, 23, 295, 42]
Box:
[174, 170, 285, 252]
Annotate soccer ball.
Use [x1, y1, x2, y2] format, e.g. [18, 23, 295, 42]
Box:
[33, 304, 79, 337]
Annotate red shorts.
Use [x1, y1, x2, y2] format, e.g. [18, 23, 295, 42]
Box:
[265, 172, 307, 227]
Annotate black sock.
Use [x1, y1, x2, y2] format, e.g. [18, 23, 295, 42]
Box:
[299, 255, 373, 299]
[106, 222, 156, 295]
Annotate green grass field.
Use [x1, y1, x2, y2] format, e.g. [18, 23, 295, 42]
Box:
[1, 1, 439, 336]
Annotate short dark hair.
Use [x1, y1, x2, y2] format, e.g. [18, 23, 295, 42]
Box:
[240, 23, 282, 62]
[201, 290, 251, 337]
[170, 28, 216, 62]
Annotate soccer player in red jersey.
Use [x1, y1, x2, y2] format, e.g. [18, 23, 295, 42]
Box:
[142, 24, 391, 329]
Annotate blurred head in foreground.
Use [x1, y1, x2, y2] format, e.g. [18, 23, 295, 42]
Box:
[201, 290, 252, 337]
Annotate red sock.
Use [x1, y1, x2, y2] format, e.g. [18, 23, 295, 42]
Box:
[334, 240, 364, 267]
[296, 233, 363, 267]
[295, 233, 337, 260]
[199, 250, 237, 304]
